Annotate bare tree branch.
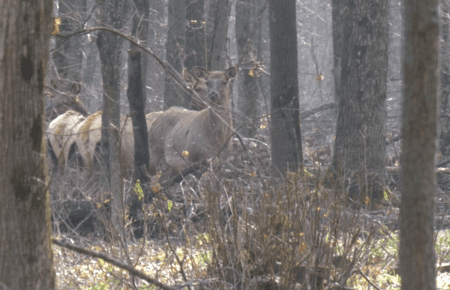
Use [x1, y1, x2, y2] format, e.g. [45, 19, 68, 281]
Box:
[52, 238, 178, 290]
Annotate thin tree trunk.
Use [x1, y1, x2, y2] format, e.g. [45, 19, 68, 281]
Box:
[0, 0, 56, 289]
[269, 0, 303, 175]
[164, 0, 187, 109]
[127, 0, 152, 237]
[53, 0, 84, 92]
[184, 0, 207, 111]
[185, 0, 206, 69]
[147, 0, 166, 111]
[399, 1, 439, 289]
[81, 0, 99, 112]
[96, 0, 125, 233]
[206, 0, 231, 70]
[330, 0, 389, 202]
[236, 0, 259, 137]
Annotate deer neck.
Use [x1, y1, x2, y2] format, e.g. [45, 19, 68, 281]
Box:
[204, 104, 233, 145]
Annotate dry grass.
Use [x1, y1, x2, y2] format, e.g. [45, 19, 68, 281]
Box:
[50, 137, 450, 289]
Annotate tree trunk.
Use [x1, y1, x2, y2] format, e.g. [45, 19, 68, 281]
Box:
[206, 0, 232, 70]
[127, 0, 152, 237]
[147, 0, 166, 111]
[440, 0, 450, 157]
[52, 0, 84, 92]
[331, 0, 348, 104]
[235, 0, 260, 137]
[96, 0, 125, 233]
[399, 1, 439, 289]
[0, 0, 56, 289]
[330, 0, 389, 202]
[256, 1, 270, 118]
[81, 0, 100, 112]
[268, 0, 303, 175]
[185, 0, 206, 69]
[164, 0, 187, 109]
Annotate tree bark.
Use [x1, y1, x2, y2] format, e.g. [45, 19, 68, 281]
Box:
[96, 0, 125, 232]
[236, 0, 260, 137]
[0, 0, 56, 289]
[399, 1, 439, 289]
[185, 0, 206, 70]
[164, 0, 187, 109]
[206, 0, 232, 70]
[440, 0, 450, 157]
[127, 0, 152, 237]
[331, 0, 348, 104]
[147, 0, 166, 111]
[330, 0, 389, 202]
[269, 0, 303, 175]
[52, 0, 84, 92]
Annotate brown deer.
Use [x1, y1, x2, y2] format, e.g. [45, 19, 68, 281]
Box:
[71, 111, 162, 180]
[148, 66, 236, 177]
[47, 110, 162, 179]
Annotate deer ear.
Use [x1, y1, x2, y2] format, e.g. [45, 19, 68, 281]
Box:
[225, 67, 237, 80]
[183, 68, 196, 86]
[193, 67, 209, 79]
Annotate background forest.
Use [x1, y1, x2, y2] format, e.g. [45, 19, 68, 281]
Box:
[0, 0, 447, 289]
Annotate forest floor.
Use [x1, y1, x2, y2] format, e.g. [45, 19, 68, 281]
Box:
[50, 105, 450, 289]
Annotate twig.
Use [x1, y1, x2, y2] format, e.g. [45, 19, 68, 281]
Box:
[156, 211, 192, 290]
[52, 239, 178, 290]
[50, 4, 97, 53]
[357, 268, 384, 290]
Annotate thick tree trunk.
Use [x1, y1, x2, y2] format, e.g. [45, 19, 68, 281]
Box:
[268, 0, 303, 175]
[0, 0, 56, 289]
[96, 0, 125, 232]
[440, 1, 450, 157]
[206, 0, 232, 70]
[330, 0, 389, 202]
[331, 0, 348, 104]
[236, 0, 259, 137]
[399, 1, 439, 289]
[164, 0, 187, 109]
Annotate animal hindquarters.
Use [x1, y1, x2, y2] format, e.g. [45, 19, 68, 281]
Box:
[46, 110, 86, 175]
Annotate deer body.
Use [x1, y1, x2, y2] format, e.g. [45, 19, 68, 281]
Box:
[73, 111, 162, 180]
[47, 110, 162, 180]
[148, 67, 236, 175]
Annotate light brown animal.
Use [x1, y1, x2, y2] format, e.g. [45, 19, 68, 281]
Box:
[47, 110, 86, 175]
[148, 66, 236, 176]
[47, 110, 162, 179]
[73, 111, 162, 180]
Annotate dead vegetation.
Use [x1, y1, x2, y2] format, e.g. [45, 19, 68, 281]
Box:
[47, 129, 450, 290]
